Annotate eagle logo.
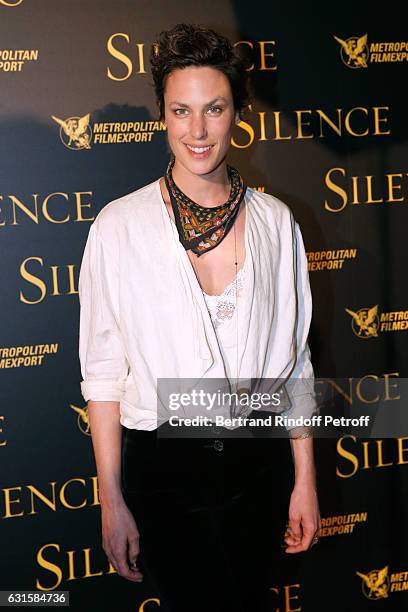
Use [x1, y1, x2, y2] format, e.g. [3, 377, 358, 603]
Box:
[70, 403, 91, 435]
[356, 565, 389, 599]
[345, 305, 379, 338]
[333, 34, 369, 68]
[51, 114, 92, 150]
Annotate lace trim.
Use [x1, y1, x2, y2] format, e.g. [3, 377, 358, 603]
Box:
[202, 261, 246, 329]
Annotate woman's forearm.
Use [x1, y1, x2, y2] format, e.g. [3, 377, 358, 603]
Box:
[87, 400, 124, 509]
[290, 436, 317, 487]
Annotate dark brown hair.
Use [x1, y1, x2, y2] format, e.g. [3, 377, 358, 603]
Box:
[150, 23, 251, 121]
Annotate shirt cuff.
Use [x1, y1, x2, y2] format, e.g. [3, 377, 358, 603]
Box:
[80, 379, 126, 402]
[287, 425, 314, 439]
[283, 388, 320, 437]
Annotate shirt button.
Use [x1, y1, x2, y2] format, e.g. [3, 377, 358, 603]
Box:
[213, 439, 224, 452]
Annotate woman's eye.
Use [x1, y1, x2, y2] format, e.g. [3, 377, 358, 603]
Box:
[173, 107, 222, 116]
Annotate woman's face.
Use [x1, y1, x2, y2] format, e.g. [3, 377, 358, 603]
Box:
[163, 66, 238, 177]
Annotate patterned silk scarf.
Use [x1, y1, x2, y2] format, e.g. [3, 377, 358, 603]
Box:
[164, 156, 246, 257]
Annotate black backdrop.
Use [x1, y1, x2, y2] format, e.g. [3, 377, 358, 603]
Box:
[1, 1, 407, 610]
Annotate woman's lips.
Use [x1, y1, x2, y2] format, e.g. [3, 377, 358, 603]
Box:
[185, 144, 214, 159]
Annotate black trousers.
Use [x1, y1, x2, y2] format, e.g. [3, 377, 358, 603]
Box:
[120, 424, 294, 612]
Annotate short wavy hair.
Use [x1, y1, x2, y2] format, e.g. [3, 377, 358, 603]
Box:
[150, 23, 251, 121]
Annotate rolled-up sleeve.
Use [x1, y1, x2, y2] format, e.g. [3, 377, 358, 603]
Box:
[78, 221, 129, 402]
[284, 220, 319, 439]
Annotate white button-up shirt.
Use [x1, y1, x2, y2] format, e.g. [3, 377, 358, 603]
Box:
[78, 179, 318, 436]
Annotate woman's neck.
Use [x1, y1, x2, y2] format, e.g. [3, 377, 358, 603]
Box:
[171, 158, 230, 208]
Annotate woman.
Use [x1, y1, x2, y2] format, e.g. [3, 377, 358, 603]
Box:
[78, 23, 321, 612]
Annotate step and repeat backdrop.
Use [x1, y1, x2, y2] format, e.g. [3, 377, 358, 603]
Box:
[1, 1, 407, 610]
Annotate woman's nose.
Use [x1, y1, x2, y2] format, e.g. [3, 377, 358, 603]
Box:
[190, 114, 207, 140]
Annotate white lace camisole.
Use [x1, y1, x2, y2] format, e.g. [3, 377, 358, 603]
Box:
[201, 259, 247, 381]
[202, 260, 247, 329]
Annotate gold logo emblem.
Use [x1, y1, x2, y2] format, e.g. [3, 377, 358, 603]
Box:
[345, 305, 379, 338]
[70, 403, 91, 435]
[51, 114, 92, 150]
[333, 34, 369, 68]
[356, 565, 389, 599]
[0, 0, 24, 5]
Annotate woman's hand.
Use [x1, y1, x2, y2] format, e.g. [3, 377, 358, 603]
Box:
[101, 498, 144, 581]
[283, 480, 321, 553]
